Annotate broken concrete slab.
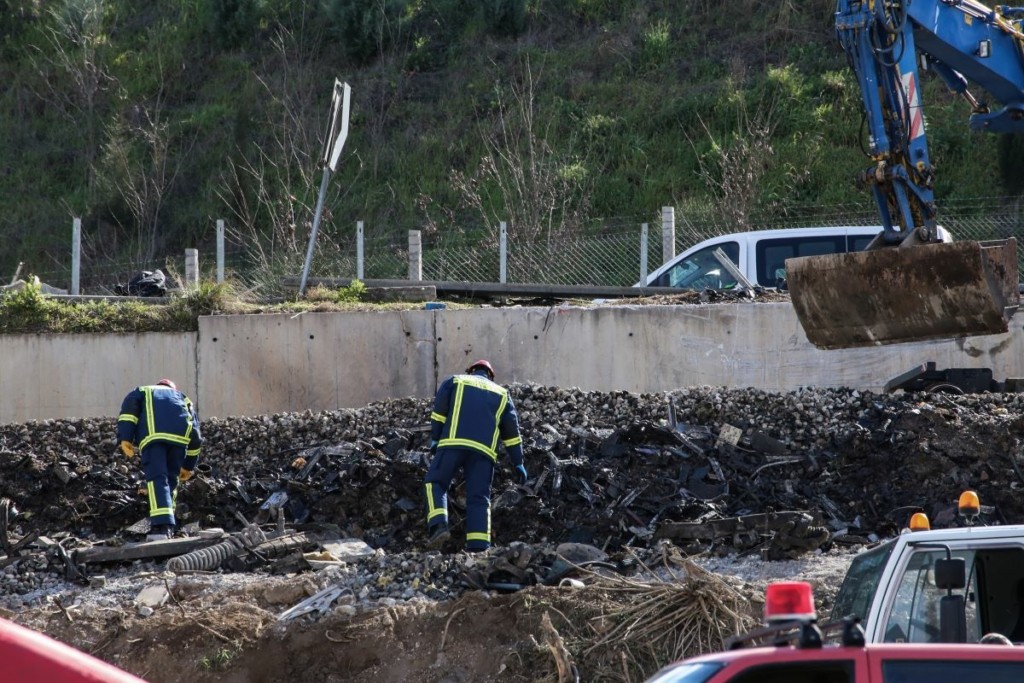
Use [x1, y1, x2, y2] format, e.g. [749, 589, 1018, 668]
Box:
[135, 584, 169, 609]
[320, 539, 374, 563]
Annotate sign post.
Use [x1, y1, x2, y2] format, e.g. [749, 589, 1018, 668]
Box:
[299, 80, 351, 297]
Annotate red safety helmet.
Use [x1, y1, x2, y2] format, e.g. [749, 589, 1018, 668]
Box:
[156, 378, 177, 391]
[466, 359, 495, 380]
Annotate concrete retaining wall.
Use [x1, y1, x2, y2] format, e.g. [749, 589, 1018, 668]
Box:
[434, 304, 1024, 393]
[0, 333, 196, 424]
[3, 304, 1023, 423]
[197, 312, 436, 417]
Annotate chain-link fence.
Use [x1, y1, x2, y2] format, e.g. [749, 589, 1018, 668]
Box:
[326, 198, 1024, 287]
[23, 247, 253, 295]
[17, 198, 1024, 294]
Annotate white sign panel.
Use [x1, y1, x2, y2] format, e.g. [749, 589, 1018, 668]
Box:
[322, 80, 351, 172]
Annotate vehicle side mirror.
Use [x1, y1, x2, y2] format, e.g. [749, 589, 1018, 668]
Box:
[934, 557, 966, 590]
[939, 594, 967, 643]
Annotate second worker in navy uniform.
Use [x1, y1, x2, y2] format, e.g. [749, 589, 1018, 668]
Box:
[117, 378, 203, 541]
[424, 359, 526, 552]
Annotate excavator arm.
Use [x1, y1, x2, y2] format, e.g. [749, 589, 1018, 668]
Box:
[789, 0, 1024, 349]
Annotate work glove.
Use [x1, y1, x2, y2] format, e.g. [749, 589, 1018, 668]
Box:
[429, 440, 438, 456]
[515, 464, 528, 485]
[178, 468, 193, 482]
[119, 440, 135, 458]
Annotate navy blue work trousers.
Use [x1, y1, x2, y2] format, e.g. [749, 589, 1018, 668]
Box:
[141, 441, 186, 528]
[424, 447, 494, 551]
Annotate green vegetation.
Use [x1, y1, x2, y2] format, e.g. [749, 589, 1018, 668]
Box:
[0, 0, 1019, 295]
[0, 276, 458, 334]
[333, 279, 367, 303]
[199, 646, 238, 671]
[0, 281, 177, 333]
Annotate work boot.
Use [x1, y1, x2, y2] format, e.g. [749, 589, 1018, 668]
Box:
[426, 523, 450, 550]
[146, 525, 171, 542]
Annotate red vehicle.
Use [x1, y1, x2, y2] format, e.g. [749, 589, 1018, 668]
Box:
[1, 616, 147, 682]
[645, 583, 1024, 683]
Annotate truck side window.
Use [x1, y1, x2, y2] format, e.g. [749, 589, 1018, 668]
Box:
[849, 235, 874, 251]
[654, 242, 740, 289]
[756, 236, 845, 287]
[975, 548, 1024, 640]
[882, 660, 1024, 683]
[729, 661, 853, 683]
[882, 550, 979, 644]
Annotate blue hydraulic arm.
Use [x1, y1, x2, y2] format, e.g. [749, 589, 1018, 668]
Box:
[787, 1, 1023, 349]
[835, 0, 1024, 245]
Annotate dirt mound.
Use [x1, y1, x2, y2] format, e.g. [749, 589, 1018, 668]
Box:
[14, 555, 767, 683]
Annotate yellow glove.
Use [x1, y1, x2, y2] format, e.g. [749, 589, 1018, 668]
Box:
[178, 468, 193, 482]
[120, 441, 136, 458]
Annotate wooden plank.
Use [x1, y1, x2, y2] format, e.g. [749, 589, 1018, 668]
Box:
[74, 537, 222, 564]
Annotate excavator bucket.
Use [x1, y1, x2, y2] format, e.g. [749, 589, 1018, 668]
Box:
[787, 239, 1019, 349]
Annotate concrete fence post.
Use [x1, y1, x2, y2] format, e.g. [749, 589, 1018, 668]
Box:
[357, 221, 365, 280]
[408, 230, 422, 281]
[661, 206, 675, 265]
[216, 219, 225, 283]
[640, 222, 649, 285]
[185, 249, 199, 289]
[71, 217, 81, 295]
[499, 221, 508, 284]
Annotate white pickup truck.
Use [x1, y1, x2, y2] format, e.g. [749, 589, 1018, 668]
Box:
[831, 492, 1024, 644]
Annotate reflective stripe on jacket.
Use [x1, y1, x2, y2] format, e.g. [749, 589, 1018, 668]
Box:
[430, 374, 523, 464]
[117, 385, 203, 465]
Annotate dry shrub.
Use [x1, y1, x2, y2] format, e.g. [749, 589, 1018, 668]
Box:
[524, 550, 760, 682]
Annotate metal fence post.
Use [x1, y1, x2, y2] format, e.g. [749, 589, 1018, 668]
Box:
[661, 206, 675, 265]
[71, 217, 81, 295]
[185, 249, 199, 289]
[357, 221, 364, 280]
[500, 221, 508, 284]
[408, 230, 422, 281]
[216, 219, 225, 283]
[640, 222, 649, 284]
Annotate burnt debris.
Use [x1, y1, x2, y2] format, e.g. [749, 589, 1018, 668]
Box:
[2, 384, 1024, 600]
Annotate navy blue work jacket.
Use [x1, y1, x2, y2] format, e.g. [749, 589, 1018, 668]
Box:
[430, 374, 524, 465]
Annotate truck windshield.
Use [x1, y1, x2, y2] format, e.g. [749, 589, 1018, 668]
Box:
[832, 541, 895, 622]
[654, 242, 740, 289]
[644, 662, 724, 683]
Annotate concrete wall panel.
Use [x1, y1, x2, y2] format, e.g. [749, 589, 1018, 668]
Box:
[433, 304, 1024, 394]
[0, 333, 196, 425]
[3, 304, 1024, 422]
[198, 311, 436, 417]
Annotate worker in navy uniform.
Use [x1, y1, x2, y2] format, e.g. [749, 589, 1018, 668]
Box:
[117, 379, 203, 541]
[424, 359, 526, 552]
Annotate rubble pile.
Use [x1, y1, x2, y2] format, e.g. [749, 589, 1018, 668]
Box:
[2, 384, 1024, 607]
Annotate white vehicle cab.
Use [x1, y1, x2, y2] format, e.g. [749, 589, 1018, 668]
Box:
[832, 491, 1024, 645]
[637, 226, 953, 290]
